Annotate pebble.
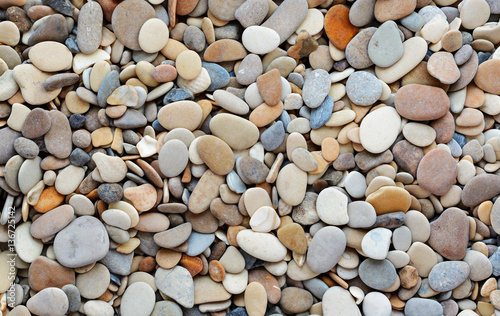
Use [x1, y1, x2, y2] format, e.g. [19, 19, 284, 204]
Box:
[236, 230, 287, 262]
[307, 226, 346, 273]
[53, 216, 109, 268]
[427, 52, 460, 84]
[324, 5, 359, 50]
[235, 0, 269, 28]
[360, 106, 401, 154]
[302, 69, 330, 109]
[428, 261, 470, 292]
[323, 286, 361, 315]
[26, 288, 69, 316]
[395, 84, 450, 120]
[368, 21, 404, 67]
[2, 0, 500, 313]
[121, 282, 156, 316]
[346, 71, 383, 106]
[261, 0, 309, 44]
[242, 26, 280, 55]
[316, 187, 349, 225]
[139, 18, 169, 54]
[362, 227, 392, 260]
[405, 298, 444, 316]
[77, 1, 103, 54]
[345, 27, 376, 69]
[417, 148, 457, 196]
[155, 266, 194, 308]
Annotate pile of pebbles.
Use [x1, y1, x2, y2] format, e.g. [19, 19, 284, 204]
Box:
[1, 0, 500, 315]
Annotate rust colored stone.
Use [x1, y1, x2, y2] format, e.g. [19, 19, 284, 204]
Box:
[324, 5, 359, 50]
[179, 254, 203, 276]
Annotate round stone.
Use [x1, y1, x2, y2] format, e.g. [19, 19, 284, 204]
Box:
[359, 106, 401, 154]
[417, 148, 457, 196]
[307, 226, 346, 273]
[428, 261, 470, 292]
[427, 52, 460, 84]
[139, 18, 169, 54]
[368, 20, 403, 67]
[395, 84, 450, 120]
[158, 139, 189, 177]
[242, 26, 280, 55]
[53, 216, 109, 268]
[176, 50, 202, 80]
[29, 41, 73, 72]
[121, 282, 156, 316]
[359, 258, 397, 290]
[346, 71, 383, 106]
[316, 187, 349, 225]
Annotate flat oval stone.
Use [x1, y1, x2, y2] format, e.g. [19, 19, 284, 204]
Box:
[111, 0, 156, 50]
[213, 89, 249, 115]
[55, 165, 85, 195]
[92, 152, 127, 182]
[30, 204, 74, 239]
[28, 256, 75, 292]
[405, 298, 443, 316]
[77, 1, 103, 54]
[316, 187, 349, 225]
[26, 288, 69, 316]
[158, 101, 202, 131]
[402, 122, 436, 147]
[345, 27, 376, 69]
[209, 113, 259, 150]
[276, 163, 307, 206]
[368, 20, 403, 67]
[324, 5, 359, 50]
[159, 139, 189, 177]
[323, 286, 361, 315]
[395, 84, 450, 120]
[235, 0, 269, 28]
[155, 266, 194, 308]
[203, 39, 247, 62]
[236, 229, 287, 262]
[346, 71, 382, 106]
[121, 282, 156, 316]
[18, 156, 42, 194]
[242, 26, 280, 55]
[366, 186, 411, 215]
[302, 69, 331, 109]
[359, 258, 397, 290]
[197, 135, 235, 175]
[427, 52, 460, 84]
[360, 106, 401, 154]
[29, 41, 73, 72]
[53, 216, 109, 268]
[361, 227, 392, 260]
[307, 226, 346, 273]
[374, 0, 416, 22]
[261, 0, 308, 44]
[139, 18, 169, 54]
[474, 59, 500, 94]
[428, 261, 470, 292]
[44, 110, 72, 159]
[15, 222, 43, 263]
[462, 174, 500, 207]
[417, 148, 457, 196]
[188, 170, 225, 214]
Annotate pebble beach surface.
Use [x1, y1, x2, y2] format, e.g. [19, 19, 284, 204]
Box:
[0, 0, 500, 315]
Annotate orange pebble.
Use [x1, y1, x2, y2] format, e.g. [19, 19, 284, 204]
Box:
[34, 186, 65, 213]
[321, 137, 340, 162]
